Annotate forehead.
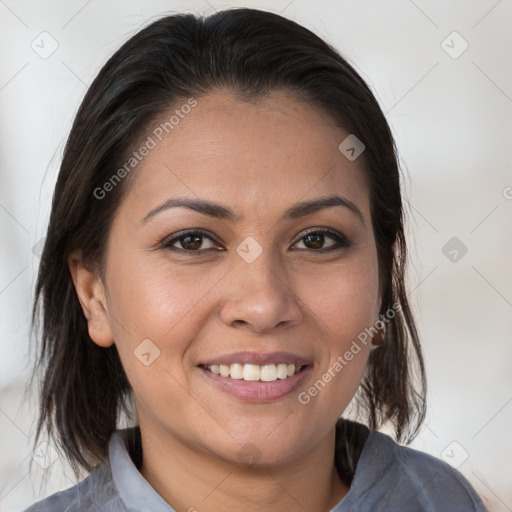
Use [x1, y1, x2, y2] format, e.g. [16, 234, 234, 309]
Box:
[119, 91, 370, 221]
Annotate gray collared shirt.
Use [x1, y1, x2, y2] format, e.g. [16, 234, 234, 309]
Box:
[24, 425, 488, 511]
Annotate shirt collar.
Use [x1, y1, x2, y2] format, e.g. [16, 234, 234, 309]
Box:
[109, 427, 176, 512]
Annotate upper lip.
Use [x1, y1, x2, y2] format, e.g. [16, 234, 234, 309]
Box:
[198, 351, 313, 367]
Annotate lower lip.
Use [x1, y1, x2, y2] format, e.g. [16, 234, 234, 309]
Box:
[199, 366, 312, 402]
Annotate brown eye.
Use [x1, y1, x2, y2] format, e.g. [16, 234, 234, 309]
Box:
[303, 233, 325, 249]
[293, 229, 351, 252]
[178, 234, 203, 250]
[162, 230, 222, 253]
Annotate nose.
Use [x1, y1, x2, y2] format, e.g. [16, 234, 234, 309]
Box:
[219, 248, 303, 334]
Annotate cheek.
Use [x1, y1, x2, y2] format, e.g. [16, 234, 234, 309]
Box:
[299, 249, 380, 398]
[106, 253, 200, 337]
[302, 253, 381, 343]
[105, 266, 203, 415]
[105, 255, 222, 377]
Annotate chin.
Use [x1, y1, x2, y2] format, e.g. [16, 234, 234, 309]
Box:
[203, 417, 313, 468]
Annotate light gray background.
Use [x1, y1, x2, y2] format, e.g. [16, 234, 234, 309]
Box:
[0, 1, 511, 511]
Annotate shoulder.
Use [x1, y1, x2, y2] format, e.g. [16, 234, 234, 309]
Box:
[23, 460, 128, 512]
[341, 429, 489, 512]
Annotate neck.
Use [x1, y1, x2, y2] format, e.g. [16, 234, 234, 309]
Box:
[138, 422, 349, 512]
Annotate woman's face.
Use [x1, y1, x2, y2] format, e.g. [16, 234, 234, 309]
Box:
[95, 91, 381, 465]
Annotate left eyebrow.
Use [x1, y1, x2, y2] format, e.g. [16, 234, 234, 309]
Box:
[283, 195, 364, 225]
[140, 194, 365, 226]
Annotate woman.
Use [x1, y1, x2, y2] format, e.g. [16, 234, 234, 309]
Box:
[25, 8, 488, 511]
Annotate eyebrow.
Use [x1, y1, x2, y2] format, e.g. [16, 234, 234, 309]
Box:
[140, 194, 365, 225]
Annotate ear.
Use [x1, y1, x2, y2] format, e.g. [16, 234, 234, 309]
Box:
[67, 249, 114, 348]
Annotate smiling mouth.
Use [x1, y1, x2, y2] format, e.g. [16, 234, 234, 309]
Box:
[201, 363, 308, 382]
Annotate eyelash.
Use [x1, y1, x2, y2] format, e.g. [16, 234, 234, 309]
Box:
[160, 228, 351, 255]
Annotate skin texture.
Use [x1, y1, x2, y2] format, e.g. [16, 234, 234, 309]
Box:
[69, 91, 382, 512]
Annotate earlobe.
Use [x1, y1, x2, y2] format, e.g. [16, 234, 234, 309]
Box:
[67, 249, 115, 348]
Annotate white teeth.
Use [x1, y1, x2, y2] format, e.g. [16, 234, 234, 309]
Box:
[277, 363, 288, 379]
[261, 364, 277, 381]
[205, 363, 302, 381]
[243, 364, 261, 381]
[230, 363, 243, 379]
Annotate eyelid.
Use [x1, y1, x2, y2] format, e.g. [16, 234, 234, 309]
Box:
[160, 228, 221, 251]
[291, 227, 351, 251]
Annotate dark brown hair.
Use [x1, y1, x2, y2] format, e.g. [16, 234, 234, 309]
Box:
[29, 7, 426, 480]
